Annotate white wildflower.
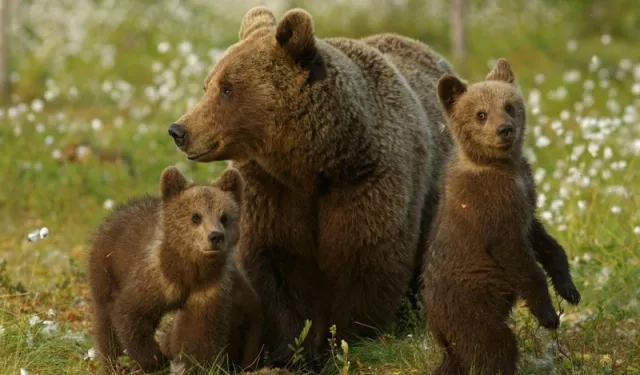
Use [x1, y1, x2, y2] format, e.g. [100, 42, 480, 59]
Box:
[600, 34, 612, 45]
[589, 56, 600, 72]
[620, 59, 632, 70]
[157, 42, 170, 54]
[582, 252, 592, 262]
[611, 206, 621, 214]
[178, 41, 192, 55]
[20, 369, 29, 375]
[91, 118, 103, 132]
[536, 136, 551, 148]
[52, 149, 62, 160]
[104, 199, 115, 210]
[31, 99, 44, 113]
[28, 315, 41, 326]
[633, 226, 640, 235]
[84, 348, 97, 361]
[566, 40, 577, 51]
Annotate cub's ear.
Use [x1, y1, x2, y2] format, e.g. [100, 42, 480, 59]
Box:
[437, 74, 467, 116]
[486, 58, 516, 84]
[239, 6, 277, 41]
[276, 8, 326, 83]
[214, 168, 244, 204]
[161, 166, 189, 200]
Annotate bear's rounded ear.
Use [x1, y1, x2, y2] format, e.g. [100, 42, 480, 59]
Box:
[437, 74, 467, 116]
[214, 168, 244, 204]
[486, 58, 516, 84]
[239, 7, 277, 41]
[276, 8, 326, 83]
[161, 166, 189, 201]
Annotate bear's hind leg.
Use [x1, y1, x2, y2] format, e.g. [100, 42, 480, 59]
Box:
[432, 352, 465, 375]
[458, 322, 518, 375]
[93, 302, 122, 371]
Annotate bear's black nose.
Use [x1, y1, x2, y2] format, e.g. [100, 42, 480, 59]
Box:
[168, 123, 187, 147]
[208, 231, 225, 248]
[496, 123, 514, 139]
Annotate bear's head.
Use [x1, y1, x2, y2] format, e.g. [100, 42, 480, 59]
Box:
[167, 7, 326, 163]
[159, 166, 244, 259]
[437, 58, 526, 164]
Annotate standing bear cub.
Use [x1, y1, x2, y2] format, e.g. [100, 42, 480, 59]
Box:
[422, 59, 580, 375]
[87, 166, 262, 373]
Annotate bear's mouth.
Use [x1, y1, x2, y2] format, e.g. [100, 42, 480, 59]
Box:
[200, 248, 220, 256]
[187, 142, 219, 161]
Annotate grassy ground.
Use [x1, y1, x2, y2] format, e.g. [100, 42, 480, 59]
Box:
[1, 1, 639, 374]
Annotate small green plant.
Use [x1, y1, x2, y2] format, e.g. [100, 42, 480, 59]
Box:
[0, 260, 26, 294]
[287, 319, 313, 369]
[328, 324, 350, 375]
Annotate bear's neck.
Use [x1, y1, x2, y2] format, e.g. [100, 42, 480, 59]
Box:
[157, 239, 229, 297]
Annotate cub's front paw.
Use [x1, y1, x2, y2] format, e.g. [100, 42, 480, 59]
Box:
[531, 306, 560, 330]
[555, 280, 581, 305]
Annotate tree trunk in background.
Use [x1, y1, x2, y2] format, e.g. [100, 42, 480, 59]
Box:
[0, 0, 8, 98]
[450, 0, 467, 75]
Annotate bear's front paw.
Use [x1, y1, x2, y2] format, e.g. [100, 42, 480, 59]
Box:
[531, 306, 560, 330]
[555, 280, 581, 305]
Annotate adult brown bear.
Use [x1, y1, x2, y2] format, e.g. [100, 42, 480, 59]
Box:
[167, 6, 455, 370]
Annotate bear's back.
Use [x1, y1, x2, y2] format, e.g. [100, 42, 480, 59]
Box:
[89, 195, 161, 289]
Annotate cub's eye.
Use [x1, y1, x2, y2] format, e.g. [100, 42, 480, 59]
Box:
[221, 84, 232, 98]
[191, 214, 202, 225]
[476, 112, 487, 121]
[220, 214, 228, 228]
[505, 103, 514, 115]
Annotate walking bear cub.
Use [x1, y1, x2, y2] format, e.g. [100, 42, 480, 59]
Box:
[422, 59, 580, 375]
[87, 166, 262, 373]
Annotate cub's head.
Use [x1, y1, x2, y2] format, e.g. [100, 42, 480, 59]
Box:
[159, 166, 244, 258]
[168, 7, 326, 162]
[437, 58, 526, 164]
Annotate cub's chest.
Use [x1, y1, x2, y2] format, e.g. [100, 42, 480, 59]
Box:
[449, 173, 530, 222]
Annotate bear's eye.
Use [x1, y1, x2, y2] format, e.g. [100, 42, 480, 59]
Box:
[220, 213, 228, 228]
[220, 84, 232, 98]
[191, 214, 202, 225]
[476, 111, 487, 121]
[505, 103, 514, 115]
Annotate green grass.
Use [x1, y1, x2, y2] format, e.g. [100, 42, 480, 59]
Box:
[1, 0, 639, 374]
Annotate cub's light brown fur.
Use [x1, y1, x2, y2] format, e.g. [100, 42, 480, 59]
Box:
[422, 59, 579, 375]
[167, 6, 454, 370]
[87, 166, 258, 373]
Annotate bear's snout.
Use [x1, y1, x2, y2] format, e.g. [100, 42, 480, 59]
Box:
[208, 231, 225, 249]
[496, 123, 514, 140]
[168, 123, 188, 148]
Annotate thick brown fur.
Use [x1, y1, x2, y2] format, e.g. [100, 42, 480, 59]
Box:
[160, 260, 264, 374]
[87, 166, 248, 373]
[167, 6, 455, 370]
[422, 59, 579, 375]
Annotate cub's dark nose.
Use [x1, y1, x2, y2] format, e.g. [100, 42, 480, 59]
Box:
[208, 231, 225, 248]
[168, 123, 187, 147]
[496, 123, 514, 139]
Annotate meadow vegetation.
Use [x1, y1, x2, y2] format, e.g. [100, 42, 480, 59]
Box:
[0, 0, 638, 374]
